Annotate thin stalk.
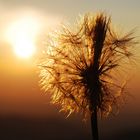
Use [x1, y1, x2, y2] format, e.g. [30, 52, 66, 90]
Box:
[91, 106, 99, 140]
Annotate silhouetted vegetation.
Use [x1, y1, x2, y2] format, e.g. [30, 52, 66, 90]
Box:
[39, 13, 136, 140]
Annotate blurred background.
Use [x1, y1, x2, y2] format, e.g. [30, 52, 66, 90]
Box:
[0, 0, 140, 140]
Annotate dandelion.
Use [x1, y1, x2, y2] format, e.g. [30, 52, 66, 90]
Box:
[39, 13, 136, 140]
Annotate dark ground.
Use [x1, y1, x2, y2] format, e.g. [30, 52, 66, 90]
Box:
[0, 115, 139, 140]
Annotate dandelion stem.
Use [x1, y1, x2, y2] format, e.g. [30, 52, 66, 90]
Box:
[91, 106, 99, 140]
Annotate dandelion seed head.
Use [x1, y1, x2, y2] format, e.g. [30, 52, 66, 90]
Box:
[39, 13, 136, 119]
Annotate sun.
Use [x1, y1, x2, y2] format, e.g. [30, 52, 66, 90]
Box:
[5, 16, 41, 58]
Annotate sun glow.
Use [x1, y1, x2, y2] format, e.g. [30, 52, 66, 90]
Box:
[6, 16, 41, 58]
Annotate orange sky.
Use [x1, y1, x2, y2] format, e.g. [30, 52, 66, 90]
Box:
[0, 1, 140, 140]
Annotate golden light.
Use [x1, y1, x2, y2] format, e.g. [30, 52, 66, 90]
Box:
[5, 16, 41, 58]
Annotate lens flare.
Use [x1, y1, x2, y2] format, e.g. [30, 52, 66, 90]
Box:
[6, 16, 41, 58]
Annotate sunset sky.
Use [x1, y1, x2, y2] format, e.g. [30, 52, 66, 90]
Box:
[0, 0, 140, 140]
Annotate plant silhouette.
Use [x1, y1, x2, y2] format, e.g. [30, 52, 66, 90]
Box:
[39, 13, 136, 140]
